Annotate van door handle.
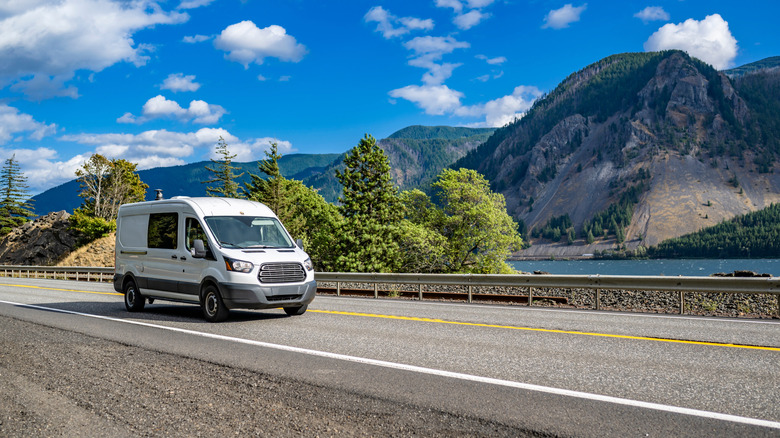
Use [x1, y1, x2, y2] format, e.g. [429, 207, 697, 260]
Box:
[171, 255, 177, 259]
[180, 256, 187, 261]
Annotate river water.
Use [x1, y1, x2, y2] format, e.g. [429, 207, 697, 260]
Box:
[507, 259, 780, 277]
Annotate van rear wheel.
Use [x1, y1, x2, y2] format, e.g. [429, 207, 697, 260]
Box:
[124, 280, 145, 312]
[201, 285, 229, 322]
[284, 304, 307, 316]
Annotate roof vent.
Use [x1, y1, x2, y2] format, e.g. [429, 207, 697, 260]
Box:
[155, 189, 163, 200]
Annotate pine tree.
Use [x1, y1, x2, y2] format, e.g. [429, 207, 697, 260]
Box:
[0, 155, 35, 235]
[204, 137, 244, 198]
[333, 134, 402, 272]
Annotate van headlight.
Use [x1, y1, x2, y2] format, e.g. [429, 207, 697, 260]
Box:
[303, 257, 313, 271]
[224, 257, 254, 273]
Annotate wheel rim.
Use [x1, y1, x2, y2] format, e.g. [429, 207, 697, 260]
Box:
[206, 292, 218, 316]
[126, 286, 136, 306]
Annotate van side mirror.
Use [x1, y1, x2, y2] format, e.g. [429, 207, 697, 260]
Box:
[192, 239, 207, 258]
[296, 238, 304, 250]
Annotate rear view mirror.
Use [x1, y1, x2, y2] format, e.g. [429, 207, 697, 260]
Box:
[296, 238, 304, 250]
[192, 239, 207, 258]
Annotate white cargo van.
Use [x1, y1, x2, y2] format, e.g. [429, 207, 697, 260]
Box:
[113, 196, 316, 322]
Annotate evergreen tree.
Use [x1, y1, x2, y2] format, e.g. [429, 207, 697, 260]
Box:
[333, 134, 402, 272]
[204, 137, 244, 198]
[0, 155, 35, 235]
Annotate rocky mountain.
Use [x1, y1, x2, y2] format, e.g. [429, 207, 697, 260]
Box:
[456, 50, 780, 254]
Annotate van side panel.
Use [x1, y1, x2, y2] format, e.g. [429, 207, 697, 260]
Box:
[118, 214, 148, 248]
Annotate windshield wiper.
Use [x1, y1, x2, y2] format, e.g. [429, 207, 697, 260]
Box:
[219, 240, 240, 248]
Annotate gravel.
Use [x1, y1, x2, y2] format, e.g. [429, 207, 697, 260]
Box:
[0, 315, 552, 438]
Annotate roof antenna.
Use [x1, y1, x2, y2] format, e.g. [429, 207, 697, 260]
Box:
[155, 189, 163, 200]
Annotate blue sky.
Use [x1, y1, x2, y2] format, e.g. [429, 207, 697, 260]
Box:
[1, 0, 778, 194]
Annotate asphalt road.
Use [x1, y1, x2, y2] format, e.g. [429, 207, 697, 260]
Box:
[1, 278, 778, 437]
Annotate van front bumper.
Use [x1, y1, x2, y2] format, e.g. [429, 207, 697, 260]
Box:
[220, 280, 317, 310]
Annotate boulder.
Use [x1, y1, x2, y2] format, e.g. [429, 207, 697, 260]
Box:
[0, 211, 79, 266]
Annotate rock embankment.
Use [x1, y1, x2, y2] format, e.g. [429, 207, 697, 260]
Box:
[0, 212, 78, 266]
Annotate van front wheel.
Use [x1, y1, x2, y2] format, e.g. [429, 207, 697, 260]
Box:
[284, 304, 307, 316]
[201, 285, 229, 322]
[124, 280, 145, 312]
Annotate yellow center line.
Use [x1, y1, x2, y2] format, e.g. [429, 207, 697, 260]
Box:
[0, 282, 123, 297]
[310, 309, 780, 352]
[4, 281, 777, 352]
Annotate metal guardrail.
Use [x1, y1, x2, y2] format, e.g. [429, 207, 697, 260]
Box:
[1, 266, 778, 316]
[0, 265, 114, 282]
[314, 272, 780, 316]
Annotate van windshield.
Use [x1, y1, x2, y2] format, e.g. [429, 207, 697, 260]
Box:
[204, 216, 294, 249]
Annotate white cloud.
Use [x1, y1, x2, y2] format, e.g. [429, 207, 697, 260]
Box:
[466, 0, 494, 8]
[435, 0, 464, 13]
[214, 21, 307, 68]
[644, 14, 738, 69]
[161, 73, 201, 92]
[217, 137, 294, 162]
[389, 83, 541, 127]
[404, 36, 470, 56]
[118, 95, 226, 125]
[436, 0, 494, 29]
[456, 85, 543, 127]
[543, 3, 587, 29]
[183, 34, 210, 43]
[364, 6, 433, 39]
[0, 104, 57, 144]
[454, 10, 490, 30]
[634, 6, 670, 23]
[476, 54, 507, 65]
[0, 0, 188, 99]
[389, 84, 464, 115]
[177, 0, 216, 9]
[403, 36, 469, 85]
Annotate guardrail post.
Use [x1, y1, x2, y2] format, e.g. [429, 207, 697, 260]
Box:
[595, 289, 600, 310]
[418, 283, 423, 301]
[468, 285, 472, 303]
[679, 291, 685, 315]
[336, 281, 341, 296]
[528, 287, 533, 306]
[374, 282, 378, 299]
[776, 294, 779, 318]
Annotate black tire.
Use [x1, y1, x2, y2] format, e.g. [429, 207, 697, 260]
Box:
[201, 285, 229, 322]
[124, 280, 145, 312]
[284, 304, 308, 316]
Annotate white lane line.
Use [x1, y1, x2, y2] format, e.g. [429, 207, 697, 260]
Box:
[3, 299, 779, 431]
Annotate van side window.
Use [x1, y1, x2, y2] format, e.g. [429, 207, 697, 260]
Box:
[185, 218, 209, 252]
[148, 213, 178, 249]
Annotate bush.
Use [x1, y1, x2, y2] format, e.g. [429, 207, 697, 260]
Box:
[69, 209, 116, 246]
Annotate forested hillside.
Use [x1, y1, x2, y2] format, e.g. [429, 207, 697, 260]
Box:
[649, 203, 780, 258]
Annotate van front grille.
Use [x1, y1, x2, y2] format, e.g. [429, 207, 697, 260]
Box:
[258, 262, 306, 284]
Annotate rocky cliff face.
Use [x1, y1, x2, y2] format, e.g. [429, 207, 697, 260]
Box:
[0, 211, 80, 266]
[456, 51, 780, 253]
